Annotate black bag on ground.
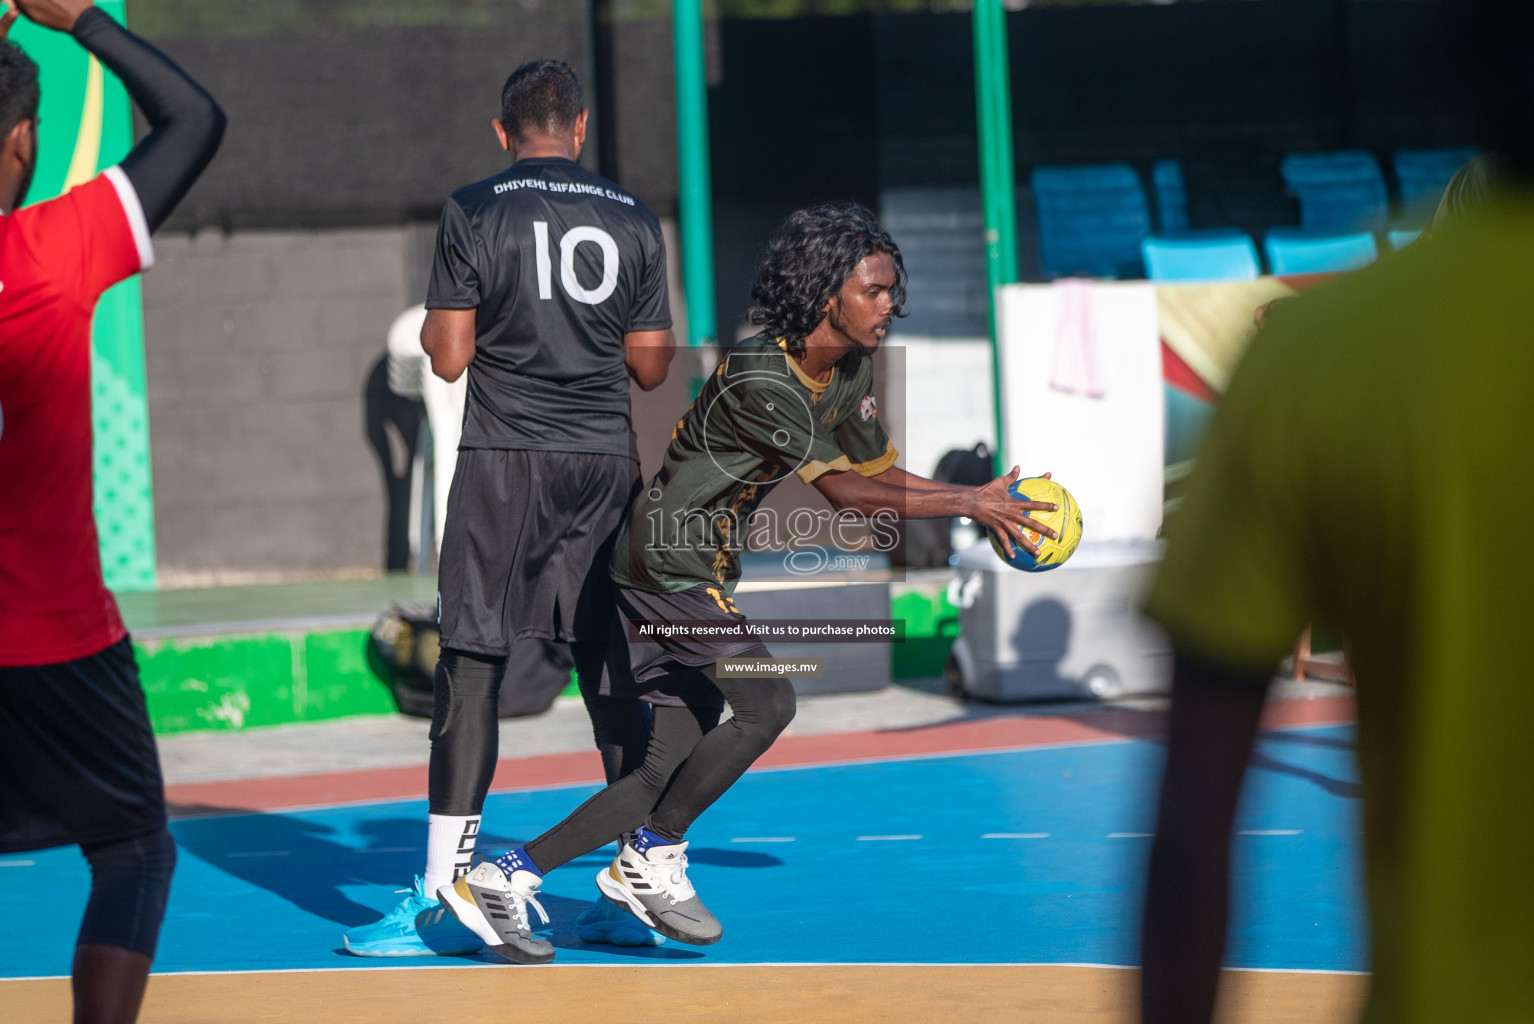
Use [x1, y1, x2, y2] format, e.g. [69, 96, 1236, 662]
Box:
[891, 443, 994, 568]
[496, 637, 575, 717]
[368, 603, 574, 719]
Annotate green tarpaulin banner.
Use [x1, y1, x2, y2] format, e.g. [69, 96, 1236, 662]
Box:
[12, 0, 156, 591]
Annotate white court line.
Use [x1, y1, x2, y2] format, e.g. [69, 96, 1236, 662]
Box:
[0, 860, 35, 867]
[224, 850, 291, 859]
[2, 962, 1371, 983]
[2, 962, 1139, 981]
[355, 846, 417, 854]
[1239, 830, 1302, 836]
[857, 835, 923, 841]
[982, 833, 1049, 839]
[730, 837, 796, 843]
[1107, 833, 1153, 839]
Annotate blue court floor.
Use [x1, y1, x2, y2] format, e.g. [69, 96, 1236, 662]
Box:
[0, 726, 1366, 977]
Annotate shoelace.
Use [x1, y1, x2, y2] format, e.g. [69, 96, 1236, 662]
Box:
[507, 883, 551, 932]
[653, 851, 695, 905]
[388, 887, 423, 912]
[379, 887, 432, 926]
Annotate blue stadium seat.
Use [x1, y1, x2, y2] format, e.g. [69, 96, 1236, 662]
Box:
[1387, 228, 1422, 250]
[1151, 159, 1189, 235]
[1280, 150, 1389, 233]
[1031, 163, 1151, 279]
[1263, 230, 1379, 275]
[1142, 231, 1260, 282]
[1394, 147, 1479, 210]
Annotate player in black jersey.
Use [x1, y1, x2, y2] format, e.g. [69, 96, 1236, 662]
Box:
[437, 204, 1060, 964]
[341, 60, 679, 957]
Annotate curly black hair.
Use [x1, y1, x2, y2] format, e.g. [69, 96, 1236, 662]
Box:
[747, 203, 906, 356]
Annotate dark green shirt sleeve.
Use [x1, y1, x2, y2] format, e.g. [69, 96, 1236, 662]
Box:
[730, 385, 856, 484]
[833, 359, 897, 476]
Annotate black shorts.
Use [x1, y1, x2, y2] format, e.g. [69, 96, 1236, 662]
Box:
[602, 584, 766, 711]
[438, 449, 640, 655]
[0, 638, 167, 854]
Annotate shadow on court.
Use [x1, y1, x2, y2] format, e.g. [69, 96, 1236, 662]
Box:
[170, 809, 777, 960]
[689, 848, 782, 868]
[1248, 751, 1362, 798]
[872, 693, 1167, 740]
[171, 812, 522, 927]
[1249, 728, 1362, 799]
[1263, 729, 1356, 753]
[872, 700, 1361, 799]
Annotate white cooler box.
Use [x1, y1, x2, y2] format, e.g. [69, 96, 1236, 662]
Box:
[946, 540, 1172, 702]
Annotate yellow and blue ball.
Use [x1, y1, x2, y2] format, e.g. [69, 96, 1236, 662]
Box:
[988, 477, 1083, 572]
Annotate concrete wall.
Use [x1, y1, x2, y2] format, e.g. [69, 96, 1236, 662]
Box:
[143, 225, 434, 584]
[147, 22, 595, 230]
[143, 219, 688, 585]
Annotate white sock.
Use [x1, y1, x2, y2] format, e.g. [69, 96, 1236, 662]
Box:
[424, 814, 480, 897]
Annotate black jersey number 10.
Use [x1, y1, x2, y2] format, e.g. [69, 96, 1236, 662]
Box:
[533, 221, 620, 305]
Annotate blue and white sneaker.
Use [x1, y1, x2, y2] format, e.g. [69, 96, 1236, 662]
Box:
[576, 896, 666, 947]
[342, 876, 483, 957]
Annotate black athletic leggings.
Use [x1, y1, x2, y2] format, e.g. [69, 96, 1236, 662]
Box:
[428, 645, 651, 816]
[77, 827, 177, 957]
[524, 652, 796, 874]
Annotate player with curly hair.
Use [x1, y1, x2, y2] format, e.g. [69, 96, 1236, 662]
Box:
[746, 201, 910, 358]
[432, 201, 1060, 964]
[432, 205, 1055, 962]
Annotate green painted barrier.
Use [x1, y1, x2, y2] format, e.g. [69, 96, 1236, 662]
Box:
[133, 585, 961, 735]
[135, 630, 396, 733]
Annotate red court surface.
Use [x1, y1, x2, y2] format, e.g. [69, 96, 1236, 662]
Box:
[164, 695, 1355, 816]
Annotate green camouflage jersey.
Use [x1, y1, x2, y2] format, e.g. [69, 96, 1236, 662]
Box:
[612, 332, 898, 594]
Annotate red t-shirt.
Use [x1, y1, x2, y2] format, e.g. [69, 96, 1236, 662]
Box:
[0, 168, 153, 666]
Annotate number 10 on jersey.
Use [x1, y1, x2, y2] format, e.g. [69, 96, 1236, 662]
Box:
[533, 221, 620, 305]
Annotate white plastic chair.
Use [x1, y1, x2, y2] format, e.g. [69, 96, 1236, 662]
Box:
[385, 304, 466, 564]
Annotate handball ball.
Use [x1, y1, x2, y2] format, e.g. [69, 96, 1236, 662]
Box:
[988, 477, 1083, 572]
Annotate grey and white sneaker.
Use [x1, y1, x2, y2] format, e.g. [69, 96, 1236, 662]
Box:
[437, 861, 555, 964]
[595, 839, 722, 946]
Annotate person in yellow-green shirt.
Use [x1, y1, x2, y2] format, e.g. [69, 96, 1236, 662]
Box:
[1139, 2, 1534, 1020]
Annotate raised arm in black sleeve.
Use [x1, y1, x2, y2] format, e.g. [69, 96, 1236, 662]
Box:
[70, 7, 224, 232]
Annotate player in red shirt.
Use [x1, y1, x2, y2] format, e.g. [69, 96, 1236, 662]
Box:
[0, 1, 222, 1020]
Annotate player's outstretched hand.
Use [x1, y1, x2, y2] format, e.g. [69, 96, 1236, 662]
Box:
[5, 0, 93, 34]
[970, 466, 1058, 559]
